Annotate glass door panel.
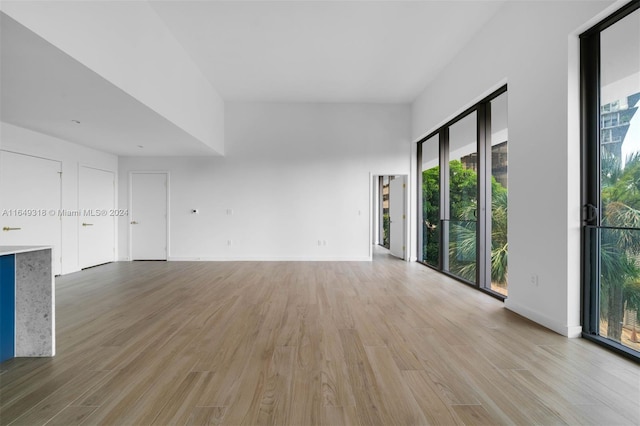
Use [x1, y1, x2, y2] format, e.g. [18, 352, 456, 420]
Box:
[421, 134, 440, 267]
[597, 8, 640, 353]
[381, 176, 390, 249]
[447, 112, 477, 283]
[598, 227, 640, 351]
[490, 93, 508, 296]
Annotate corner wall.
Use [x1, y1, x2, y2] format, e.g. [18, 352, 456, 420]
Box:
[118, 103, 411, 261]
[411, 0, 616, 337]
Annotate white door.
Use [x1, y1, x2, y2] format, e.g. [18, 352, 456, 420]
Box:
[0, 151, 62, 274]
[389, 176, 406, 259]
[130, 172, 167, 260]
[79, 166, 115, 269]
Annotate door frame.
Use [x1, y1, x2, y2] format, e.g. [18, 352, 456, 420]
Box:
[370, 173, 410, 262]
[77, 164, 116, 269]
[128, 171, 170, 261]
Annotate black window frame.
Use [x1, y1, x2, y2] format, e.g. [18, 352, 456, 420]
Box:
[580, 0, 640, 362]
[416, 85, 507, 300]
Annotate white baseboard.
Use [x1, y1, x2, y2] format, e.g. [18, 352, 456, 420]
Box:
[167, 256, 372, 262]
[505, 299, 582, 338]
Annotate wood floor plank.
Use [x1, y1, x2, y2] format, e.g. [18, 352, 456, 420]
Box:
[42, 406, 98, 426]
[77, 329, 200, 424]
[570, 403, 640, 426]
[212, 324, 279, 424]
[320, 404, 359, 426]
[365, 304, 424, 370]
[0, 352, 106, 424]
[338, 329, 392, 426]
[129, 358, 201, 426]
[406, 332, 484, 405]
[451, 404, 504, 425]
[402, 369, 461, 425]
[319, 309, 356, 409]
[0, 251, 637, 426]
[6, 370, 108, 426]
[142, 371, 202, 425]
[507, 369, 596, 425]
[364, 345, 428, 425]
[184, 406, 226, 426]
[288, 367, 322, 426]
[443, 346, 555, 425]
[256, 346, 295, 426]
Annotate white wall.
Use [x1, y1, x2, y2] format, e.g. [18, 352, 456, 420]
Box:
[119, 103, 411, 261]
[0, 122, 118, 274]
[412, 0, 618, 337]
[0, 1, 224, 155]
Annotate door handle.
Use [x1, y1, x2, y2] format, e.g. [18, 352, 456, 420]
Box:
[131, 221, 138, 225]
[583, 203, 598, 223]
[2, 227, 21, 231]
[82, 223, 94, 227]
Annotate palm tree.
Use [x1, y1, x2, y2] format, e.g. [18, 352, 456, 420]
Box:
[422, 161, 509, 288]
[451, 180, 508, 286]
[600, 152, 640, 342]
[489, 188, 508, 286]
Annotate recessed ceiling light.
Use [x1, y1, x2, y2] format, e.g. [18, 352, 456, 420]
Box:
[71, 119, 81, 124]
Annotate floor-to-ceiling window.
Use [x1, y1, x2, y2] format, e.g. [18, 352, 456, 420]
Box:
[447, 112, 478, 284]
[581, 1, 640, 359]
[419, 134, 440, 268]
[489, 92, 509, 296]
[417, 86, 508, 298]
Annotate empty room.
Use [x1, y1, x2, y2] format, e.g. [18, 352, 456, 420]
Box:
[0, 0, 639, 425]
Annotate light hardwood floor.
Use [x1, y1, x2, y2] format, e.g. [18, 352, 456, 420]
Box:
[1, 249, 639, 425]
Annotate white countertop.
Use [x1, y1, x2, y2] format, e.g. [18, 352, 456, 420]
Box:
[0, 246, 52, 256]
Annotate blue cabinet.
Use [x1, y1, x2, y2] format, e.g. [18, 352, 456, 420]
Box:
[0, 254, 15, 363]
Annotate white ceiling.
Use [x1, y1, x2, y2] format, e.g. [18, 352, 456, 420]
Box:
[0, 12, 217, 157]
[150, 0, 506, 103]
[0, 1, 508, 156]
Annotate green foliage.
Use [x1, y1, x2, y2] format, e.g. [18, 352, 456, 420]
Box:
[447, 160, 480, 283]
[600, 151, 640, 340]
[603, 152, 640, 213]
[449, 160, 477, 220]
[422, 166, 440, 266]
[490, 183, 508, 286]
[382, 213, 390, 247]
[422, 160, 508, 287]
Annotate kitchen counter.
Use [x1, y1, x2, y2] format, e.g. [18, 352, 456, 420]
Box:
[0, 246, 54, 361]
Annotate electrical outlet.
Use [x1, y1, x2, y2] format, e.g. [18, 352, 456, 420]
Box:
[530, 274, 539, 286]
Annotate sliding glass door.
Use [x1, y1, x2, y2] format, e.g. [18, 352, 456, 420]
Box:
[420, 134, 440, 268]
[489, 92, 509, 295]
[418, 87, 508, 297]
[446, 112, 478, 284]
[582, 2, 640, 359]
